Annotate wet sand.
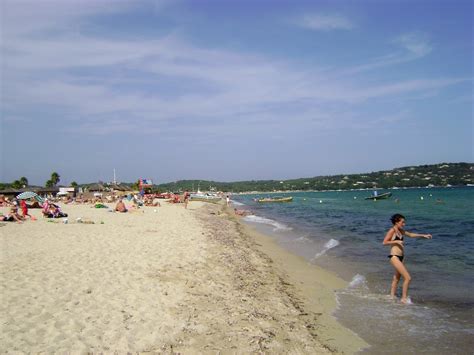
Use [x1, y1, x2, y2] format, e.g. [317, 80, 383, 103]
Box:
[0, 201, 367, 353]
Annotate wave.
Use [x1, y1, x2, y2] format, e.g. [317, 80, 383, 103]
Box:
[295, 235, 310, 242]
[348, 274, 367, 288]
[231, 200, 245, 206]
[311, 238, 340, 260]
[243, 215, 292, 231]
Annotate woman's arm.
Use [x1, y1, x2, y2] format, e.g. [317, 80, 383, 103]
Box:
[403, 230, 432, 239]
[383, 228, 404, 246]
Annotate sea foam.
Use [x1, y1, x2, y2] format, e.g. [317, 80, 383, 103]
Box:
[243, 215, 292, 231]
[348, 274, 367, 288]
[312, 238, 340, 259]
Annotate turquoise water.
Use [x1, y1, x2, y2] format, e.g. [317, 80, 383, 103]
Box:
[233, 187, 474, 354]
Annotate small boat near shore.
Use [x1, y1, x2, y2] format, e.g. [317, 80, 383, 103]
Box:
[189, 193, 221, 203]
[256, 196, 293, 203]
[365, 192, 392, 201]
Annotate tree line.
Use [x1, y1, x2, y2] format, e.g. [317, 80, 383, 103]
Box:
[1, 163, 473, 193]
[155, 162, 473, 193]
[0, 172, 78, 191]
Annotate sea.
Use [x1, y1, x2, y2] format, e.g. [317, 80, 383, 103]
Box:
[231, 187, 474, 354]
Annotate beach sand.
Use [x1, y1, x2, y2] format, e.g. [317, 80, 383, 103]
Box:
[0, 201, 367, 353]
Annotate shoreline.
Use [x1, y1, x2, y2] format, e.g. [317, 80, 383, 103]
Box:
[224, 205, 369, 354]
[1, 201, 367, 353]
[230, 188, 474, 355]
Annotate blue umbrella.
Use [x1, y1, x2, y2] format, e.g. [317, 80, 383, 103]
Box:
[34, 195, 45, 204]
[16, 191, 38, 200]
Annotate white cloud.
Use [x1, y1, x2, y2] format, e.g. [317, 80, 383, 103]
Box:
[395, 32, 432, 57]
[3, 29, 465, 135]
[338, 32, 433, 76]
[1, 0, 137, 37]
[2, 1, 465, 139]
[295, 14, 354, 31]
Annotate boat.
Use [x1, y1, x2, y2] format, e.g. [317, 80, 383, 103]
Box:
[189, 193, 221, 203]
[365, 192, 392, 201]
[256, 196, 293, 203]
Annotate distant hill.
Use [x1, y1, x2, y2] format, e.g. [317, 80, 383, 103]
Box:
[2, 163, 472, 194]
[155, 162, 474, 193]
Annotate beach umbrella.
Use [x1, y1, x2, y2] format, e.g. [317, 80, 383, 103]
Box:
[16, 191, 38, 200]
[34, 195, 45, 204]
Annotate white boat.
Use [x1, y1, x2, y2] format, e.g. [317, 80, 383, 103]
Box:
[189, 193, 221, 203]
[365, 192, 392, 200]
[256, 196, 293, 203]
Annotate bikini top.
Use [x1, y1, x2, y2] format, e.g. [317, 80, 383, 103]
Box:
[392, 230, 404, 241]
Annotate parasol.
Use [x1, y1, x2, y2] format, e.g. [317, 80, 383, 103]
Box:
[16, 191, 38, 200]
[16, 191, 44, 204]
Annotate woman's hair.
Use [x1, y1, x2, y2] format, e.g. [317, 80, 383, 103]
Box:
[390, 213, 405, 225]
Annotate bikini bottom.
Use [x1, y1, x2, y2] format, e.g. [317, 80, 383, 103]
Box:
[388, 255, 404, 262]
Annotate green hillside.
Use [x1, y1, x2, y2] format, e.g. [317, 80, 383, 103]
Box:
[156, 162, 473, 193]
[2, 162, 472, 194]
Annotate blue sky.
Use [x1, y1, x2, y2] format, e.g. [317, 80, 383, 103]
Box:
[1, 0, 472, 185]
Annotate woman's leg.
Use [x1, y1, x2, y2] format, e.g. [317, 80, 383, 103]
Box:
[390, 269, 401, 298]
[390, 257, 411, 303]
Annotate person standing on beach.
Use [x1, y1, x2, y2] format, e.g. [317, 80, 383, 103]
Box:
[20, 199, 36, 220]
[183, 190, 190, 209]
[383, 213, 432, 304]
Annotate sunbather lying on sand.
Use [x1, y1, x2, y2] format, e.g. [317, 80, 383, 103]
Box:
[42, 200, 68, 218]
[1, 206, 24, 223]
[144, 197, 160, 207]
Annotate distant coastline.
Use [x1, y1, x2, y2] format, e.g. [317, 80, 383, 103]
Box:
[155, 162, 473, 193]
[2, 162, 473, 194]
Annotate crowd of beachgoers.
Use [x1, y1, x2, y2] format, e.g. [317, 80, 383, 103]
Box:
[0, 189, 255, 228]
[0, 191, 200, 224]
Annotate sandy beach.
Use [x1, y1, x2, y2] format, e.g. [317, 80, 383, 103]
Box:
[0, 201, 367, 353]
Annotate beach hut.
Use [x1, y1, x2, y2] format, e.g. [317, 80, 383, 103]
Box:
[85, 183, 106, 197]
[36, 187, 60, 199]
[58, 187, 76, 198]
[109, 183, 129, 192]
[86, 183, 106, 192]
[0, 188, 23, 199]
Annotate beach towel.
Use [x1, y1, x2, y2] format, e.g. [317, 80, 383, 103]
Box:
[94, 203, 109, 209]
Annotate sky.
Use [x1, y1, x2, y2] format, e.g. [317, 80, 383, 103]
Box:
[1, 0, 472, 186]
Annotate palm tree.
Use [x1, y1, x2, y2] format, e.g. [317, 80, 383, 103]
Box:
[51, 172, 60, 186]
[19, 177, 28, 187]
[71, 181, 78, 188]
[45, 179, 54, 188]
[11, 180, 22, 189]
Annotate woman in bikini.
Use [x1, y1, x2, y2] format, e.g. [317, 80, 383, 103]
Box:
[383, 213, 432, 303]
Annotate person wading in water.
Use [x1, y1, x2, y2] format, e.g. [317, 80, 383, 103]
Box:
[383, 214, 432, 304]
